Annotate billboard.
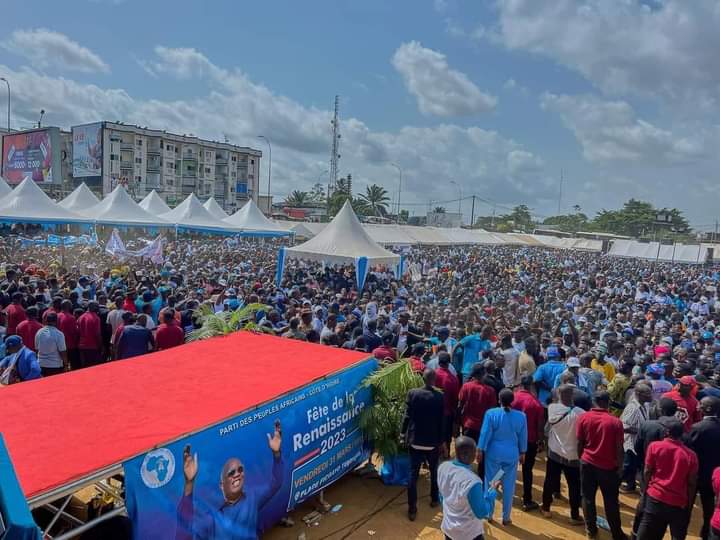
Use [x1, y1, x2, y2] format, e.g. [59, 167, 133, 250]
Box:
[72, 122, 103, 178]
[123, 358, 376, 540]
[1, 128, 60, 183]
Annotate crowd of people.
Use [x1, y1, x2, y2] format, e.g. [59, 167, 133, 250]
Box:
[3, 234, 720, 539]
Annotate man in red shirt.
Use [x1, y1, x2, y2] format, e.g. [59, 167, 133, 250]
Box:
[433, 352, 459, 450]
[155, 310, 185, 351]
[16, 306, 43, 353]
[635, 418, 697, 540]
[77, 301, 102, 368]
[459, 362, 497, 443]
[57, 299, 80, 370]
[41, 297, 62, 325]
[5, 292, 26, 336]
[576, 391, 627, 540]
[512, 375, 545, 512]
[663, 376, 702, 432]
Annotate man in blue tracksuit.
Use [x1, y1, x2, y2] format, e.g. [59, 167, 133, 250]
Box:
[479, 388, 527, 525]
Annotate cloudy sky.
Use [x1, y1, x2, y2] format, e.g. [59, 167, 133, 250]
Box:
[1, 0, 719, 227]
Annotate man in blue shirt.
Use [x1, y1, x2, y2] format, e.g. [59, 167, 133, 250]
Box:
[459, 325, 492, 382]
[176, 421, 284, 540]
[0, 335, 41, 383]
[534, 346, 566, 406]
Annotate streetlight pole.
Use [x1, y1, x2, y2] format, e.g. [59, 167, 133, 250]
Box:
[257, 135, 271, 214]
[450, 180, 462, 216]
[391, 163, 402, 223]
[0, 77, 9, 133]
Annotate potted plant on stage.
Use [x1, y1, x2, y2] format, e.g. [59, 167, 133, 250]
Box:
[358, 359, 422, 486]
[187, 303, 271, 341]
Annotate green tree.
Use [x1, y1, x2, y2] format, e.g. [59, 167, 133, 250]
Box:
[357, 184, 391, 217]
[433, 206, 446, 214]
[509, 205, 533, 230]
[309, 182, 326, 204]
[589, 199, 691, 238]
[284, 190, 311, 207]
[398, 209, 409, 223]
[327, 175, 356, 216]
[543, 213, 589, 232]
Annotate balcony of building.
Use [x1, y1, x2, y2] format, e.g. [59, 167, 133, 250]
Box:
[120, 142, 134, 151]
[120, 161, 133, 169]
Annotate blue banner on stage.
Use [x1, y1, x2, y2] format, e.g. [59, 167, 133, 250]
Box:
[123, 358, 376, 540]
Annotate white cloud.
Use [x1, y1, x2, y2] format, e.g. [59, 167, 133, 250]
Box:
[541, 93, 707, 164]
[494, 0, 720, 106]
[2, 29, 110, 74]
[140, 46, 224, 79]
[391, 41, 497, 117]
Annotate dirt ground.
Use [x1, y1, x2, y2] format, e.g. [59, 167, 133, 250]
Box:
[265, 454, 702, 540]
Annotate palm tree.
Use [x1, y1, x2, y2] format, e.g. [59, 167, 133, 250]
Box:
[357, 184, 391, 217]
[284, 190, 310, 207]
[572, 204, 582, 214]
[433, 206, 446, 214]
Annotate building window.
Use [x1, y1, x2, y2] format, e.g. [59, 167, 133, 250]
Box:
[236, 182, 248, 194]
[136, 139, 142, 146]
[250, 159, 254, 164]
[135, 157, 142, 164]
[231, 156, 236, 162]
[110, 154, 118, 161]
[175, 147, 179, 153]
[160, 141, 164, 149]
[135, 175, 142, 182]
[205, 167, 211, 174]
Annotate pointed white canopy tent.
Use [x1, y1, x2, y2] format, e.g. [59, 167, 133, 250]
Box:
[139, 190, 172, 215]
[223, 198, 291, 236]
[82, 185, 167, 227]
[58, 183, 101, 213]
[160, 193, 237, 233]
[203, 197, 229, 219]
[278, 201, 401, 288]
[0, 176, 13, 198]
[0, 177, 89, 224]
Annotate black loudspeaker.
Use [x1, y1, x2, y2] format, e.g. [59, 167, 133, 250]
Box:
[601, 240, 610, 254]
[706, 247, 714, 264]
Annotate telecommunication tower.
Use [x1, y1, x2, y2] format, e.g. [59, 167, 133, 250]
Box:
[329, 95, 341, 189]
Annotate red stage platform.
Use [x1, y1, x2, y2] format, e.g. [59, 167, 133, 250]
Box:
[1, 332, 368, 501]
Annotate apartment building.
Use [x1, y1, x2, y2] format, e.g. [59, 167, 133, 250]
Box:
[95, 122, 261, 211]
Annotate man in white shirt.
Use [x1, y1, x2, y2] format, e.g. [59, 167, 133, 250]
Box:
[619, 382, 651, 493]
[499, 334, 520, 388]
[35, 311, 67, 377]
[541, 384, 585, 524]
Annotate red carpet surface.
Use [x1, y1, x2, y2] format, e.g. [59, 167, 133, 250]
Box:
[0, 332, 369, 499]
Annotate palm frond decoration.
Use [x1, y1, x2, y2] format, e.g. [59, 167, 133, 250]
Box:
[187, 303, 270, 342]
[358, 360, 422, 458]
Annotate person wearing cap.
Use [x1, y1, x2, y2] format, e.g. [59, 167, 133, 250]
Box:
[619, 382, 652, 493]
[591, 341, 616, 384]
[664, 376, 702, 432]
[553, 356, 590, 394]
[635, 418, 697, 540]
[686, 396, 720, 540]
[0, 335, 41, 383]
[646, 362, 673, 401]
[35, 311, 68, 377]
[533, 346, 566, 407]
[512, 375, 544, 512]
[542, 383, 585, 524]
[576, 390, 626, 540]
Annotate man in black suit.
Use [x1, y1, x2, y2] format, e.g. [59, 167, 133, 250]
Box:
[401, 368, 445, 521]
[685, 396, 720, 540]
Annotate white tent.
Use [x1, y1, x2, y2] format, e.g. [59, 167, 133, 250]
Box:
[0, 177, 88, 224]
[364, 224, 419, 245]
[0, 176, 13, 198]
[83, 185, 167, 227]
[203, 197, 229, 219]
[139, 190, 172, 215]
[284, 201, 400, 265]
[58, 183, 100, 213]
[223, 199, 290, 235]
[161, 193, 236, 232]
